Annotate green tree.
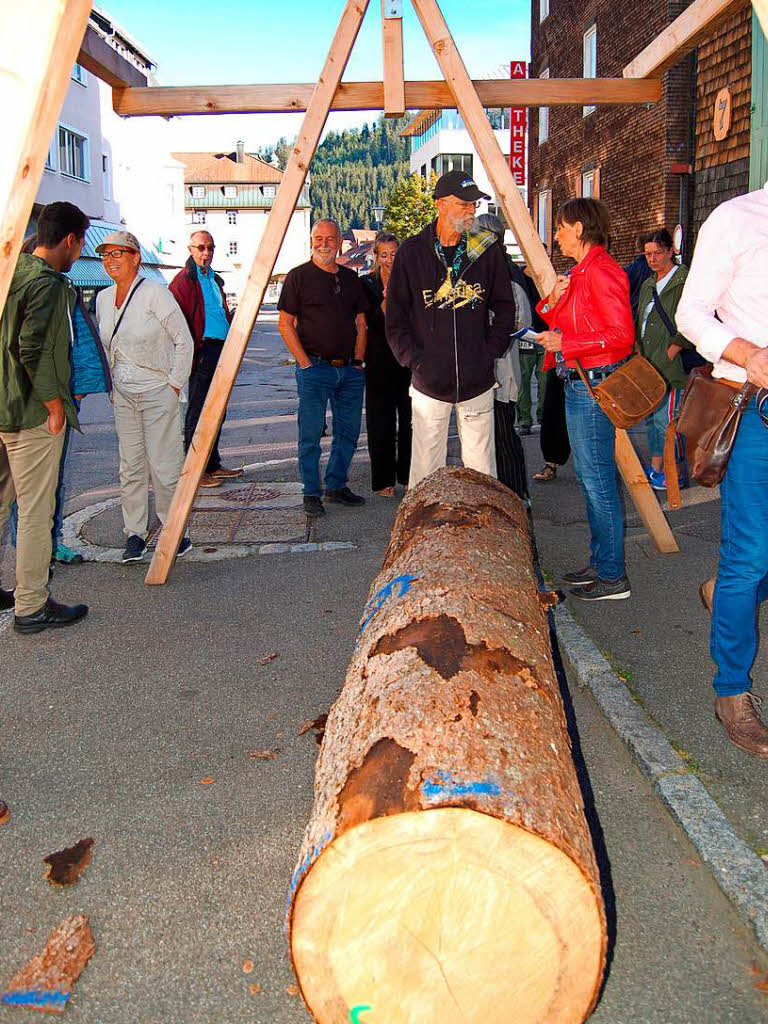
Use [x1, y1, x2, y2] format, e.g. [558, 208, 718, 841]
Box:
[383, 172, 438, 240]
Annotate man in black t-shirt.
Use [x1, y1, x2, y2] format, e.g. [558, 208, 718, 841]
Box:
[278, 219, 368, 517]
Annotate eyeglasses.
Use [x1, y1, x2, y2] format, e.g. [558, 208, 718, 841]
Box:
[332, 274, 341, 296]
[191, 244, 215, 253]
[100, 249, 134, 262]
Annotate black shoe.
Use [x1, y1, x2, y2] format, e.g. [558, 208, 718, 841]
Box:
[570, 577, 631, 602]
[562, 565, 598, 587]
[14, 598, 89, 635]
[517, 424, 532, 436]
[122, 535, 147, 563]
[303, 496, 325, 518]
[0, 588, 14, 611]
[324, 486, 366, 506]
[177, 537, 192, 557]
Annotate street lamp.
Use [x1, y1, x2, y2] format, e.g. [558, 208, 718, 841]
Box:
[372, 205, 385, 227]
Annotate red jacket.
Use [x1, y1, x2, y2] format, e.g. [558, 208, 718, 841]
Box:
[169, 257, 232, 366]
[536, 245, 635, 372]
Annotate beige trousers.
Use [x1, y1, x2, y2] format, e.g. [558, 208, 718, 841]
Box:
[113, 385, 184, 539]
[408, 384, 497, 489]
[0, 422, 65, 615]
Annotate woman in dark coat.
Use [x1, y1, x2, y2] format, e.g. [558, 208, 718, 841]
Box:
[362, 232, 412, 496]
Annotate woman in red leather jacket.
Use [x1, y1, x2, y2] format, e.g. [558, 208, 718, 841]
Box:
[537, 198, 635, 601]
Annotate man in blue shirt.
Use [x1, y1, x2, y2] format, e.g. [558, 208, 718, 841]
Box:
[170, 230, 243, 487]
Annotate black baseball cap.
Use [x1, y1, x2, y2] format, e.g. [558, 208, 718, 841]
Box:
[433, 169, 490, 202]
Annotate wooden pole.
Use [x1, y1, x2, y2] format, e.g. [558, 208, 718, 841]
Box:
[144, 0, 371, 585]
[381, 0, 406, 117]
[111, 78, 662, 119]
[623, 0, 750, 77]
[0, 0, 93, 319]
[289, 469, 606, 1023]
[410, 0, 679, 555]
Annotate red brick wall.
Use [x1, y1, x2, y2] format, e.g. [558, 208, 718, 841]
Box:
[529, 0, 695, 272]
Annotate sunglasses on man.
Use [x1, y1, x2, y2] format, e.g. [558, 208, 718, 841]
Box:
[191, 244, 215, 253]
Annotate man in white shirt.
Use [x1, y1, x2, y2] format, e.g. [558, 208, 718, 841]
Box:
[676, 182, 768, 758]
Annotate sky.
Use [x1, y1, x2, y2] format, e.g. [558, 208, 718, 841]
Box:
[101, 0, 532, 152]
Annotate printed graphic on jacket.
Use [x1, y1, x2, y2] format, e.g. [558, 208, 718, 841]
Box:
[423, 272, 486, 310]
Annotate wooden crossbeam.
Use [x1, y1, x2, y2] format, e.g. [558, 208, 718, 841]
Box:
[381, 0, 405, 117]
[112, 77, 661, 119]
[411, 0, 679, 556]
[77, 24, 148, 88]
[144, 0, 371, 585]
[624, 0, 750, 78]
[0, 0, 93, 319]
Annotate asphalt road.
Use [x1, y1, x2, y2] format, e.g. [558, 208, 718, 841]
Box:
[1, 310, 767, 1022]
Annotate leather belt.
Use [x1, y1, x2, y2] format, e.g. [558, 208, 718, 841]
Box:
[565, 359, 629, 384]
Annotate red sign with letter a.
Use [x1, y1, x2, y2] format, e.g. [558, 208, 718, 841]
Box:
[509, 61, 527, 187]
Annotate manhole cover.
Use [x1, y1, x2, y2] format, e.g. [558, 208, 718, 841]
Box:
[148, 506, 308, 546]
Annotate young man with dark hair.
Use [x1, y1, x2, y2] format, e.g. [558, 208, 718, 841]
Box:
[0, 201, 90, 634]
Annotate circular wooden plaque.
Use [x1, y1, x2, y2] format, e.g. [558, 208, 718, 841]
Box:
[713, 87, 732, 141]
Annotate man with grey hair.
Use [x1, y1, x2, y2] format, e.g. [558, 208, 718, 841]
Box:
[278, 219, 368, 517]
[169, 230, 242, 488]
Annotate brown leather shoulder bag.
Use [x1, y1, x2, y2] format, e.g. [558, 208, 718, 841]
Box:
[574, 354, 667, 429]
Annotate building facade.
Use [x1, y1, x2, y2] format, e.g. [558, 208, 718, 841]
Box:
[173, 146, 311, 304]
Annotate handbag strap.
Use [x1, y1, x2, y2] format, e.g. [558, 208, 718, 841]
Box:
[651, 286, 677, 338]
[111, 277, 145, 343]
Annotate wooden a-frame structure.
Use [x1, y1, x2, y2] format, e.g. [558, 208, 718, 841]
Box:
[1, 0, 765, 584]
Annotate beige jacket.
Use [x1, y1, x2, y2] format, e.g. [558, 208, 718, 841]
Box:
[96, 275, 193, 391]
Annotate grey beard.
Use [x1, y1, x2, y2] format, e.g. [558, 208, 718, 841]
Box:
[313, 250, 337, 265]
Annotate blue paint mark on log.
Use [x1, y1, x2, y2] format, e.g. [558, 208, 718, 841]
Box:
[421, 770, 501, 799]
[350, 1005, 372, 1022]
[1, 989, 70, 1009]
[359, 574, 420, 634]
[284, 831, 333, 929]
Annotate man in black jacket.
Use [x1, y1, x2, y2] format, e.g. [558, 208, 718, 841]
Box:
[386, 170, 516, 487]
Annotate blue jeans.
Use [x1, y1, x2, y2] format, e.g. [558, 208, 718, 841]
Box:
[711, 399, 768, 696]
[646, 386, 685, 462]
[565, 378, 626, 581]
[296, 358, 364, 497]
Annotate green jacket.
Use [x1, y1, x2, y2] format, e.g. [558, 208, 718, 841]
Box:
[636, 264, 693, 389]
[0, 253, 79, 432]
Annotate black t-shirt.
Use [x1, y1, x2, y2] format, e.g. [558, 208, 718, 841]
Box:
[278, 260, 369, 360]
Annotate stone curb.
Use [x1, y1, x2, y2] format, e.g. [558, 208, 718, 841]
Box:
[60, 497, 356, 564]
[554, 603, 768, 954]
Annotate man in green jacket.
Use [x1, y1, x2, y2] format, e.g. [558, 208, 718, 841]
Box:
[0, 202, 90, 634]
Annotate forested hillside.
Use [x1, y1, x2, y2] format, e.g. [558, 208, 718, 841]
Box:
[259, 114, 412, 230]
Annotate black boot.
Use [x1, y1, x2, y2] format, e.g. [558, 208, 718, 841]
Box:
[14, 598, 88, 635]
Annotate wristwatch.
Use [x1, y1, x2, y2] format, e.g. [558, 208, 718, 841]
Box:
[351, 358, 365, 367]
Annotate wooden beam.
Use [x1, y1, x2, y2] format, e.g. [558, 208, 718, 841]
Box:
[411, 0, 679, 557]
[77, 24, 148, 89]
[145, 0, 371, 585]
[381, 0, 406, 117]
[0, 0, 93, 320]
[112, 77, 661, 119]
[623, 0, 750, 78]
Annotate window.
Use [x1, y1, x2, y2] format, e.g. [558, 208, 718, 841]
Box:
[102, 154, 111, 201]
[58, 126, 89, 181]
[583, 25, 597, 117]
[228, 241, 238, 256]
[227, 210, 238, 225]
[539, 67, 550, 144]
[432, 153, 473, 176]
[261, 185, 276, 198]
[71, 63, 87, 86]
[537, 190, 552, 249]
[223, 185, 238, 198]
[581, 170, 596, 198]
[191, 186, 205, 198]
[45, 138, 57, 172]
[540, 0, 549, 21]
[487, 203, 508, 228]
[192, 210, 207, 225]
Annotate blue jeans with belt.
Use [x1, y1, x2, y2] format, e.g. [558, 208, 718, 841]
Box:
[296, 357, 364, 497]
[565, 376, 626, 582]
[712, 399, 768, 696]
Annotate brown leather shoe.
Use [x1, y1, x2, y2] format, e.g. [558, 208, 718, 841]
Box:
[0, 800, 9, 826]
[209, 466, 244, 479]
[715, 692, 768, 758]
[199, 473, 223, 489]
[699, 578, 715, 615]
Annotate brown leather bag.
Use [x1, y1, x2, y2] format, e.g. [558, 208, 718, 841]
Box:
[665, 365, 755, 509]
[575, 354, 667, 429]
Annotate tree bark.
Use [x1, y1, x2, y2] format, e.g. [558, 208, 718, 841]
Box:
[288, 467, 606, 1024]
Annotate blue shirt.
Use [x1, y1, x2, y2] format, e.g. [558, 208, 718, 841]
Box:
[196, 265, 229, 341]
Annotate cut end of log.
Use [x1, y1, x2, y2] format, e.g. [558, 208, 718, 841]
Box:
[292, 808, 604, 1023]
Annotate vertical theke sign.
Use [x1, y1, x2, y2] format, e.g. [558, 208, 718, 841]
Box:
[509, 61, 527, 186]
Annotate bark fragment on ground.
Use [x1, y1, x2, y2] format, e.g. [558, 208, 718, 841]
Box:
[1, 914, 95, 1014]
[42, 839, 93, 887]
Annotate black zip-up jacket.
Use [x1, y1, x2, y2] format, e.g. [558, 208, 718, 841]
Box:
[385, 221, 516, 403]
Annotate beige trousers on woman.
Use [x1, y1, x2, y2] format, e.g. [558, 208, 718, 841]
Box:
[113, 385, 184, 539]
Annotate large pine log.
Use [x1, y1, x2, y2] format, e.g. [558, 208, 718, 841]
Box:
[288, 468, 606, 1023]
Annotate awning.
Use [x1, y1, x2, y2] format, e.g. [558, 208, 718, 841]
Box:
[66, 259, 168, 290]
